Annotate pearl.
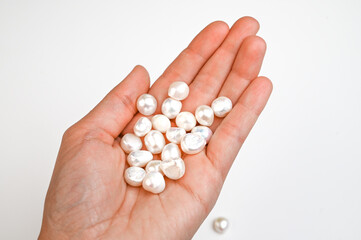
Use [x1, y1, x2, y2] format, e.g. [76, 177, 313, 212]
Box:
[191, 126, 213, 144]
[161, 143, 181, 161]
[145, 160, 163, 175]
[213, 217, 229, 233]
[124, 166, 146, 187]
[180, 133, 206, 154]
[211, 96, 232, 117]
[151, 114, 171, 133]
[160, 158, 185, 180]
[120, 133, 142, 153]
[161, 97, 182, 119]
[166, 127, 186, 144]
[137, 93, 157, 116]
[168, 81, 189, 100]
[144, 130, 166, 154]
[142, 171, 166, 194]
[176, 112, 196, 131]
[127, 150, 153, 167]
[133, 117, 152, 137]
[195, 105, 214, 126]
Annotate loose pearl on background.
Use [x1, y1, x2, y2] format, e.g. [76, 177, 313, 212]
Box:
[176, 112, 196, 131]
[145, 160, 163, 175]
[191, 126, 213, 144]
[142, 171, 166, 194]
[168, 81, 189, 100]
[151, 114, 171, 133]
[144, 130, 166, 154]
[133, 117, 152, 137]
[161, 143, 181, 161]
[137, 94, 157, 116]
[213, 217, 229, 234]
[181, 133, 206, 154]
[120, 133, 142, 153]
[127, 150, 153, 167]
[166, 127, 186, 144]
[160, 158, 185, 180]
[124, 166, 146, 187]
[161, 98, 182, 119]
[195, 105, 214, 126]
[211, 96, 232, 117]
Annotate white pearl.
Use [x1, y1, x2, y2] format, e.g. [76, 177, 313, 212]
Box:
[133, 117, 152, 137]
[127, 150, 153, 167]
[213, 217, 229, 233]
[166, 127, 186, 144]
[124, 166, 146, 187]
[142, 172, 166, 194]
[161, 143, 181, 161]
[145, 160, 163, 175]
[161, 98, 182, 119]
[144, 130, 166, 154]
[168, 81, 189, 100]
[180, 133, 206, 154]
[211, 96, 232, 117]
[151, 114, 171, 133]
[195, 105, 214, 126]
[160, 158, 185, 180]
[120, 133, 142, 153]
[137, 94, 157, 116]
[191, 126, 213, 144]
[176, 112, 196, 131]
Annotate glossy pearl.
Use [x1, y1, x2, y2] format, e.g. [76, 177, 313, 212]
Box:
[144, 130, 166, 154]
[127, 150, 153, 167]
[168, 81, 189, 100]
[160, 158, 185, 180]
[137, 93, 157, 116]
[211, 96, 232, 117]
[191, 126, 213, 144]
[195, 105, 214, 126]
[133, 117, 152, 137]
[166, 127, 186, 144]
[145, 160, 163, 175]
[142, 172, 166, 194]
[124, 166, 146, 187]
[161, 143, 181, 161]
[161, 98, 182, 119]
[181, 133, 206, 154]
[213, 217, 229, 233]
[176, 112, 196, 131]
[120, 133, 142, 153]
[151, 114, 171, 133]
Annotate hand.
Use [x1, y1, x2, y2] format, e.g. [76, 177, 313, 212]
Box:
[39, 17, 272, 240]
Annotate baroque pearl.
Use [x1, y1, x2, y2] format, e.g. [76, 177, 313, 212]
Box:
[166, 127, 186, 144]
[151, 114, 171, 133]
[127, 150, 153, 167]
[195, 105, 214, 126]
[137, 94, 157, 116]
[120, 133, 142, 153]
[161, 143, 181, 161]
[124, 166, 146, 187]
[181, 133, 206, 154]
[191, 126, 213, 144]
[144, 130, 165, 154]
[145, 160, 163, 175]
[176, 112, 196, 131]
[211, 96, 232, 117]
[168, 81, 189, 100]
[213, 217, 229, 233]
[133, 117, 152, 137]
[160, 158, 185, 180]
[142, 172, 166, 194]
[161, 98, 182, 119]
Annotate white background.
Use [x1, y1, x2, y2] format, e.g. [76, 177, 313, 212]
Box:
[1, 0, 361, 239]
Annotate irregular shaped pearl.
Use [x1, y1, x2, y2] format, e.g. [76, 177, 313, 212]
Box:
[166, 127, 186, 144]
[144, 130, 166, 154]
[161, 143, 181, 161]
[133, 117, 152, 137]
[151, 114, 171, 133]
[181, 133, 206, 154]
[124, 166, 146, 187]
[191, 126, 213, 144]
[213, 217, 229, 233]
[168, 81, 189, 100]
[211, 96, 232, 117]
[176, 112, 196, 131]
[127, 150, 153, 167]
[161, 98, 182, 119]
[142, 172, 166, 194]
[160, 158, 185, 180]
[120, 133, 142, 153]
[145, 160, 164, 175]
[195, 105, 214, 126]
[137, 93, 157, 116]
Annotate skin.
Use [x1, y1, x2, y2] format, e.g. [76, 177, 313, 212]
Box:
[39, 17, 273, 240]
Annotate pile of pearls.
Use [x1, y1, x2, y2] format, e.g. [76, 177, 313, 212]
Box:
[121, 81, 232, 194]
